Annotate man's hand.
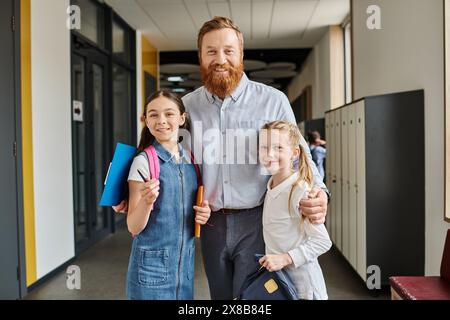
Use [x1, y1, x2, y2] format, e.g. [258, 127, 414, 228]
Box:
[299, 187, 328, 224]
[259, 253, 293, 272]
[112, 200, 128, 213]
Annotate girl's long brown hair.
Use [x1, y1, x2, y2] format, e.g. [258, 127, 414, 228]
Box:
[137, 90, 189, 154]
[261, 121, 313, 217]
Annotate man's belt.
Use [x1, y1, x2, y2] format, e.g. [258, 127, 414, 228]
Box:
[214, 204, 263, 215]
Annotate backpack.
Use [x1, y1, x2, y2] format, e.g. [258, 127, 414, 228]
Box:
[142, 145, 202, 187]
[235, 254, 299, 300]
[140, 145, 203, 238]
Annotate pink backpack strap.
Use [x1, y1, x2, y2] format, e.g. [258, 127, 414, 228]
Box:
[143, 145, 160, 179]
[131, 145, 159, 239]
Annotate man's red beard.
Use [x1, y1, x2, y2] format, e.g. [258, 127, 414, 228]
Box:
[200, 61, 244, 98]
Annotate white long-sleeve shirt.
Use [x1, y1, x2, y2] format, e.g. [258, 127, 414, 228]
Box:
[262, 172, 332, 300]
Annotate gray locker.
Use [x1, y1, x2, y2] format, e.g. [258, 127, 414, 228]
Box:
[335, 110, 342, 250]
[341, 107, 350, 259]
[325, 90, 425, 285]
[325, 113, 333, 239]
[329, 111, 336, 244]
[348, 103, 357, 268]
[355, 100, 366, 279]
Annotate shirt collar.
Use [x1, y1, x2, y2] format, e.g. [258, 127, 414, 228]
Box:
[153, 140, 190, 163]
[267, 172, 301, 199]
[203, 72, 248, 103]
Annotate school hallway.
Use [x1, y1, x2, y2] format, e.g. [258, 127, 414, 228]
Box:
[25, 225, 389, 300]
[3, 0, 450, 302]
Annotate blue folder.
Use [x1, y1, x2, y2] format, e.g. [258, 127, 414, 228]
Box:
[99, 143, 137, 206]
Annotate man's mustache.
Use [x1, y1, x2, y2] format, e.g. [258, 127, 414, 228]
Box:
[209, 63, 233, 71]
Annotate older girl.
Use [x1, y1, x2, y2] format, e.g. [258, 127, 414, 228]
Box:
[126, 90, 210, 300]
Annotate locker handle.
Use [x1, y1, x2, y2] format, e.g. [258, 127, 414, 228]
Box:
[332, 179, 336, 183]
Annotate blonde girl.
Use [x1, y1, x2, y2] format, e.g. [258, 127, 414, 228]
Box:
[258, 120, 332, 300]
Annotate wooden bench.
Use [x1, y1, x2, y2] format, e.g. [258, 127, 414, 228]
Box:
[389, 229, 450, 300]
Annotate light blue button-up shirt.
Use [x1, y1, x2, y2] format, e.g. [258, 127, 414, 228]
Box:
[182, 73, 327, 212]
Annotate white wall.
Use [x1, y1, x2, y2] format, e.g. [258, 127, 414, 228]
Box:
[31, 0, 74, 278]
[288, 29, 331, 120]
[353, 0, 449, 274]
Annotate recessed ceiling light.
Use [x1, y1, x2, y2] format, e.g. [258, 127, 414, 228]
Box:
[167, 76, 184, 82]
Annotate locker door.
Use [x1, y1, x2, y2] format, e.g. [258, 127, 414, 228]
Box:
[324, 113, 333, 239]
[348, 103, 357, 269]
[335, 110, 342, 250]
[355, 101, 367, 280]
[329, 111, 336, 244]
[341, 107, 350, 259]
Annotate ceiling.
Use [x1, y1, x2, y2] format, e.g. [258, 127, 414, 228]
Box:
[105, 0, 350, 51]
[104, 0, 349, 94]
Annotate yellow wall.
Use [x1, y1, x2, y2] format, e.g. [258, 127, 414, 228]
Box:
[20, 0, 37, 286]
[141, 35, 158, 113]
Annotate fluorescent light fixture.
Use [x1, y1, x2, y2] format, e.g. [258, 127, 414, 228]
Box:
[172, 88, 187, 93]
[167, 76, 184, 82]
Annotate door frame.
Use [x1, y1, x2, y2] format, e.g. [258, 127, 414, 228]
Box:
[13, 0, 27, 298]
[71, 35, 113, 254]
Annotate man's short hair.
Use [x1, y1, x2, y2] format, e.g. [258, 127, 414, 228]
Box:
[197, 16, 244, 52]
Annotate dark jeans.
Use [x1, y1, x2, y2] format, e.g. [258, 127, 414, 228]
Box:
[200, 206, 265, 300]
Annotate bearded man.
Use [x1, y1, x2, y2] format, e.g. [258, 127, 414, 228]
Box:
[181, 16, 330, 300]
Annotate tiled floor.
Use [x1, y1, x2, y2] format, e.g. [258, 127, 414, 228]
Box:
[25, 226, 388, 300]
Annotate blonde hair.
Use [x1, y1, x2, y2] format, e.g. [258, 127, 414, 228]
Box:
[261, 121, 313, 218]
[197, 16, 244, 53]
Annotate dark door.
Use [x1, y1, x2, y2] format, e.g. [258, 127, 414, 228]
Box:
[144, 71, 157, 99]
[0, 0, 21, 299]
[71, 40, 112, 253]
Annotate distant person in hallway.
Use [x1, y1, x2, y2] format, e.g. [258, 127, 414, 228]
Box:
[125, 90, 210, 300]
[114, 17, 329, 300]
[259, 121, 332, 300]
[307, 131, 326, 180]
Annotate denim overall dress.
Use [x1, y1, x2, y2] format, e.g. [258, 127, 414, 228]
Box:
[126, 141, 198, 300]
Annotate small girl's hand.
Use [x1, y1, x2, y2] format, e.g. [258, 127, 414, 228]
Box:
[259, 253, 293, 272]
[193, 200, 210, 225]
[140, 179, 160, 206]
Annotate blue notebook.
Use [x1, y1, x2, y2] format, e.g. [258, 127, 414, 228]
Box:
[99, 143, 137, 206]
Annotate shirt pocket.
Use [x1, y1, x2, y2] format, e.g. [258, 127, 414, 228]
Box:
[138, 248, 169, 287]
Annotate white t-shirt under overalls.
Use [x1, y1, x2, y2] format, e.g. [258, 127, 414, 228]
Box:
[262, 172, 332, 300]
